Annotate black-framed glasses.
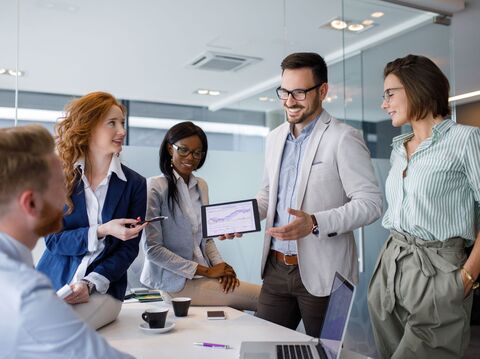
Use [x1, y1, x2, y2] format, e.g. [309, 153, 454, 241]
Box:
[171, 144, 205, 160]
[276, 83, 322, 101]
[382, 87, 404, 103]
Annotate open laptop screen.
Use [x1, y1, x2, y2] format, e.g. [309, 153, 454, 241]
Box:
[318, 272, 355, 358]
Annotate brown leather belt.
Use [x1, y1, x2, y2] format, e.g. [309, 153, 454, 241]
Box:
[270, 250, 298, 266]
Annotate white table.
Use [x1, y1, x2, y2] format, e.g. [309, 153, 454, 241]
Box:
[100, 302, 368, 359]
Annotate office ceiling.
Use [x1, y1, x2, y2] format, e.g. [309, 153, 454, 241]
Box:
[0, 0, 475, 122]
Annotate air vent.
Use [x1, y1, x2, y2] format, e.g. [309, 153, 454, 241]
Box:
[188, 51, 261, 72]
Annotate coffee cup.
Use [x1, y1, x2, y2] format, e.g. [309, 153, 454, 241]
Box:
[141, 308, 169, 328]
[171, 297, 191, 317]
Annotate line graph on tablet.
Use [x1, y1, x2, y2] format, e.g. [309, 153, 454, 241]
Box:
[204, 201, 257, 236]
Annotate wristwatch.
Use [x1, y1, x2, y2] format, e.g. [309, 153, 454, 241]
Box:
[310, 214, 319, 235]
[80, 279, 96, 295]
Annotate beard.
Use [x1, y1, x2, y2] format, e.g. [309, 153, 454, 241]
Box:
[34, 199, 64, 237]
[284, 97, 320, 125]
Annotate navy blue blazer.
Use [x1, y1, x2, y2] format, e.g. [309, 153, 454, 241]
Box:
[37, 164, 146, 301]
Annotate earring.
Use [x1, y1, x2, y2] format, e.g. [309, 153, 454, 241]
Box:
[170, 158, 173, 168]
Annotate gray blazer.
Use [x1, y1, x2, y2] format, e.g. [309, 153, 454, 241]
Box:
[140, 175, 223, 292]
[256, 110, 382, 296]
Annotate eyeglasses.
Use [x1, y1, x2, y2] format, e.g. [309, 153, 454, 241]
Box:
[382, 87, 404, 103]
[171, 144, 205, 160]
[276, 83, 322, 101]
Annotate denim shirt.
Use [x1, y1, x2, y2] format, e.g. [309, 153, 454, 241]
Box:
[271, 116, 319, 255]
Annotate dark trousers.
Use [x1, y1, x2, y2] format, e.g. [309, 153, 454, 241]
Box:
[256, 253, 329, 337]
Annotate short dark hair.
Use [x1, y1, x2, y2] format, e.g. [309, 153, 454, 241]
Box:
[281, 52, 328, 84]
[384, 54, 450, 121]
[159, 121, 208, 213]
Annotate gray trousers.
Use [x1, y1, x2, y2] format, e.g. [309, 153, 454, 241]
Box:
[368, 230, 473, 359]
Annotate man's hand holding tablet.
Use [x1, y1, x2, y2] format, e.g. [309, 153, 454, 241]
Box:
[218, 232, 243, 240]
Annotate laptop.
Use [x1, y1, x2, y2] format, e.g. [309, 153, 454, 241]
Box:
[240, 272, 355, 359]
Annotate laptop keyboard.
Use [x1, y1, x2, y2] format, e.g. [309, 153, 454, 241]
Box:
[276, 344, 314, 359]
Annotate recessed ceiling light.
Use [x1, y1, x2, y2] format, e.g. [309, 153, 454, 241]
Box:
[348, 24, 364, 32]
[269, 98, 275, 102]
[362, 19, 374, 26]
[197, 89, 209, 95]
[259, 96, 268, 101]
[7, 69, 24, 77]
[371, 11, 384, 18]
[330, 19, 347, 30]
[208, 90, 221, 96]
[0, 68, 6, 75]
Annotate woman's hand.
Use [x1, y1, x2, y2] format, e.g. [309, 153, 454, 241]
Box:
[461, 269, 473, 297]
[97, 218, 147, 241]
[196, 262, 236, 278]
[460, 265, 479, 298]
[461, 232, 480, 298]
[219, 275, 240, 293]
[64, 282, 90, 304]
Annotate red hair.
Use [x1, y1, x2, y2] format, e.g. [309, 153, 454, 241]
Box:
[56, 91, 125, 213]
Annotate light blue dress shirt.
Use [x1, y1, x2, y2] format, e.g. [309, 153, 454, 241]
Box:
[271, 117, 319, 255]
[0, 232, 133, 359]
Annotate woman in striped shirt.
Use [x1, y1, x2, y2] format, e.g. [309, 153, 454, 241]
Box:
[368, 54, 480, 358]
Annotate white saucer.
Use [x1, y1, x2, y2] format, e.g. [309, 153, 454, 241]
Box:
[139, 321, 175, 334]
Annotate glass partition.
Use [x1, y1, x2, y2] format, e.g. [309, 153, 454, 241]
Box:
[0, 0, 18, 128]
[5, 0, 457, 355]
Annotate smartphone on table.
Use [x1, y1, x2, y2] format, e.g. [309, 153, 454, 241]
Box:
[207, 310, 226, 320]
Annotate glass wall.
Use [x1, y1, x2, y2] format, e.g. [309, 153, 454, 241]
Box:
[0, 0, 18, 128]
[3, 0, 457, 356]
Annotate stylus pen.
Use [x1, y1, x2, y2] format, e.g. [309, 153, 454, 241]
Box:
[137, 216, 168, 224]
[193, 342, 230, 349]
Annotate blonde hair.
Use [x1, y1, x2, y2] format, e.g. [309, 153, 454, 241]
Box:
[56, 91, 125, 213]
[0, 125, 55, 216]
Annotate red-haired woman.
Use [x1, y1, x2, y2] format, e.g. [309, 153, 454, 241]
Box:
[37, 91, 147, 329]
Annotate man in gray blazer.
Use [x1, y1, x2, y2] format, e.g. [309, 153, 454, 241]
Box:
[255, 52, 382, 336]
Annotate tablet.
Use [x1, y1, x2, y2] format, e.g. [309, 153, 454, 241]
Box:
[201, 199, 261, 238]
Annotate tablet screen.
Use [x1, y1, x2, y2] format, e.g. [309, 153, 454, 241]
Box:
[201, 199, 261, 238]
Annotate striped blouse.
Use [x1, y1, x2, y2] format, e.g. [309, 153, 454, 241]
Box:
[382, 119, 480, 242]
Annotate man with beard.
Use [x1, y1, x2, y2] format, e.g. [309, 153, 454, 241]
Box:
[255, 53, 382, 336]
[0, 125, 133, 358]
